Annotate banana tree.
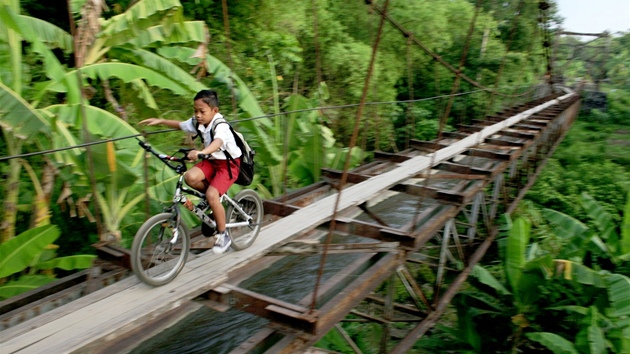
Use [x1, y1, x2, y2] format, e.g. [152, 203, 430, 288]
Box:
[449, 217, 555, 352]
[0, 225, 95, 300]
[0, 0, 212, 241]
[527, 264, 630, 354]
[543, 191, 630, 267]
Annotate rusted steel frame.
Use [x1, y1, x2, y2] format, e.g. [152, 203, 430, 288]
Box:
[434, 161, 493, 177]
[231, 253, 388, 352]
[381, 273, 396, 353]
[93, 242, 132, 269]
[391, 104, 578, 351]
[489, 173, 504, 219]
[260, 252, 401, 353]
[373, 151, 412, 163]
[390, 227, 499, 354]
[348, 310, 388, 324]
[466, 192, 483, 243]
[471, 119, 498, 126]
[267, 241, 399, 256]
[483, 138, 525, 147]
[397, 265, 434, 313]
[272, 181, 331, 207]
[329, 218, 417, 248]
[200, 284, 319, 333]
[364, 293, 428, 318]
[321, 168, 371, 185]
[448, 218, 465, 262]
[463, 148, 512, 161]
[506, 108, 578, 215]
[512, 123, 543, 130]
[390, 184, 465, 205]
[442, 131, 470, 139]
[335, 323, 364, 354]
[409, 206, 460, 250]
[314, 252, 401, 336]
[359, 202, 390, 227]
[498, 130, 537, 139]
[263, 200, 301, 217]
[409, 140, 449, 151]
[519, 120, 549, 127]
[413, 173, 487, 180]
[433, 219, 453, 303]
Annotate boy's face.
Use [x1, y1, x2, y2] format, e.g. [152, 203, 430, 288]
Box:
[194, 99, 219, 126]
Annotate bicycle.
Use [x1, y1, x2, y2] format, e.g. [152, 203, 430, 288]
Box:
[131, 138, 264, 286]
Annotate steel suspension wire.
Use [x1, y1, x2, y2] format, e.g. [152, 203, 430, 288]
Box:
[539, 1, 552, 79]
[370, 2, 533, 99]
[484, 0, 526, 115]
[405, 36, 414, 150]
[309, 0, 391, 313]
[221, 0, 238, 114]
[311, 0, 323, 85]
[0, 91, 495, 163]
[409, 0, 483, 235]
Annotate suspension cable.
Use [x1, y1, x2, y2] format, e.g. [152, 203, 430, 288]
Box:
[2, 88, 540, 163]
[310, 0, 391, 313]
[370, 2, 533, 98]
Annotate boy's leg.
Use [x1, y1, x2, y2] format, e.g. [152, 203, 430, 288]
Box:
[184, 165, 209, 192]
[206, 186, 225, 232]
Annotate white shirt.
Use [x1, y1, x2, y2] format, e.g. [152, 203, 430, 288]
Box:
[179, 113, 242, 160]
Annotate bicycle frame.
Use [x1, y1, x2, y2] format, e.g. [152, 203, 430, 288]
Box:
[138, 138, 254, 243]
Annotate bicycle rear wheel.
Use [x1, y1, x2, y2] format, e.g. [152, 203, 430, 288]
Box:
[226, 189, 263, 250]
[131, 212, 190, 286]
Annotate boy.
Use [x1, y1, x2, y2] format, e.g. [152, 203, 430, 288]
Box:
[139, 89, 241, 254]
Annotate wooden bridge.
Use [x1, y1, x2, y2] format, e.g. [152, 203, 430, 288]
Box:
[0, 89, 581, 353]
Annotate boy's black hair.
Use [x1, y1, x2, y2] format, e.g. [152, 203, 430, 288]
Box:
[194, 89, 219, 107]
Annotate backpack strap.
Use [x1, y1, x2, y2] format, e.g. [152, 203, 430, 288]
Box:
[209, 119, 237, 180]
[191, 116, 205, 145]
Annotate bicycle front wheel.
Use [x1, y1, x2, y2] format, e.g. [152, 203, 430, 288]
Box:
[226, 189, 263, 250]
[131, 212, 190, 286]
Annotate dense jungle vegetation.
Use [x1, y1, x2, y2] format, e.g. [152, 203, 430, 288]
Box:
[1, 0, 629, 352]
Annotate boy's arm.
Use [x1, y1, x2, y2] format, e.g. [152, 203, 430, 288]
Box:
[138, 118, 182, 129]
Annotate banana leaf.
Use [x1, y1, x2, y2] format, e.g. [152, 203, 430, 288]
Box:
[580, 192, 619, 249]
[606, 273, 630, 317]
[0, 225, 60, 278]
[526, 332, 579, 354]
[575, 306, 607, 354]
[0, 275, 55, 300]
[0, 82, 51, 140]
[36, 255, 96, 271]
[99, 0, 185, 47]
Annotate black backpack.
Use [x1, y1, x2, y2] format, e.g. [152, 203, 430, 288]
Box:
[193, 118, 255, 186]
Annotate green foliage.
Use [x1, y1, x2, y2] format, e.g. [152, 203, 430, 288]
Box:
[0, 225, 95, 300]
[0, 225, 59, 278]
[527, 332, 580, 354]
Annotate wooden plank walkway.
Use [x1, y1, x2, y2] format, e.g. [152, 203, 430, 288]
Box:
[0, 93, 575, 353]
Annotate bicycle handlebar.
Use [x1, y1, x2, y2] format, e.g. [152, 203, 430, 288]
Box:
[136, 138, 213, 173]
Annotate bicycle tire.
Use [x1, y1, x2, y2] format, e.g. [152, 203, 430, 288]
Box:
[131, 212, 190, 286]
[226, 189, 263, 250]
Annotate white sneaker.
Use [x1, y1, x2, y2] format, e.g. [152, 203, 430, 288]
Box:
[212, 231, 232, 255]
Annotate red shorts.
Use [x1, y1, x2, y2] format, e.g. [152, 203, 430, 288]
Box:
[195, 158, 240, 195]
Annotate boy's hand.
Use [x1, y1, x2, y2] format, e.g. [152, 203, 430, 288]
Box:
[138, 118, 162, 126]
[187, 150, 200, 161]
